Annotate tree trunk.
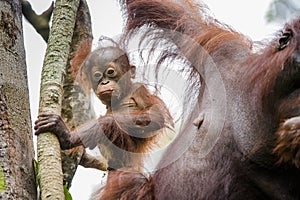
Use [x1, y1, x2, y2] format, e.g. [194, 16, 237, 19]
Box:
[36, 0, 80, 199]
[60, 0, 97, 187]
[0, 0, 36, 199]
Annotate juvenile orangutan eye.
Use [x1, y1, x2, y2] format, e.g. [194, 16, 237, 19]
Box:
[277, 30, 293, 51]
[93, 71, 102, 79]
[106, 67, 116, 77]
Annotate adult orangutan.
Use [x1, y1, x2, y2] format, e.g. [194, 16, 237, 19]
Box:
[97, 0, 300, 199]
[34, 38, 173, 172]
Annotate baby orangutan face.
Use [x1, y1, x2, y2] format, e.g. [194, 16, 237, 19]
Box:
[84, 47, 136, 106]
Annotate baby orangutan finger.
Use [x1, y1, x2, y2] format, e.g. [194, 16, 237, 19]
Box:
[274, 116, 300, 167]
[282, 116, 300, 131]
[34, 122, 57, 135]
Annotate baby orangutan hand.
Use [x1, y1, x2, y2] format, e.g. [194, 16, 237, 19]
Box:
[34, 113, 78, 150]
[273, 116, 300, 167]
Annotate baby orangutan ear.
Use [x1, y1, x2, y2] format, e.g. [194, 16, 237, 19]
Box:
[130, 65, 136, 79]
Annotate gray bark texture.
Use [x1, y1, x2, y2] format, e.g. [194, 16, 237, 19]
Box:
[0, 0, 36, 199]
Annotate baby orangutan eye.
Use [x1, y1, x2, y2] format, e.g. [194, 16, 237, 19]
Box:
[106, 68, 116, 77]
[277, 30, 293, 51]
[93, 71, 102, 81]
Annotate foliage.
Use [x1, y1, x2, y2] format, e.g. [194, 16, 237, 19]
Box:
[266, 0, 300, 23]
[33, 159, 39, 187]
[63, 183, 73, 200]
[0, 165, 6, 191]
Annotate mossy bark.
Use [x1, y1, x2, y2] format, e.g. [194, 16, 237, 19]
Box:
[60, 0, 96, 187]
[37, 0, 80, 199]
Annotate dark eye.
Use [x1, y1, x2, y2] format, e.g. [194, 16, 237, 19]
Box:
[277, 30, 293, 51]
[106, 68, 116, 77]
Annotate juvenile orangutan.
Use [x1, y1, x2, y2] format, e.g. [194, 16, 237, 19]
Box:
[35, 39, 173, 171]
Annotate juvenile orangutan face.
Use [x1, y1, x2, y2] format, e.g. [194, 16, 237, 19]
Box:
[84, 47, 135, 106]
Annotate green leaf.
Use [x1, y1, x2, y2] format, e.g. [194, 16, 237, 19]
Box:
[64, 183, 73, 200]
[266, 0, 300, 23]
[33, 159, 40, 187]
[0, 165, 6, 191]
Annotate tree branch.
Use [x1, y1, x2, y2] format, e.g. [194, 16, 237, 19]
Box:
[37, 0, 80, 199]
[21, 0, 53, 42]
[60, 0, 108, 189]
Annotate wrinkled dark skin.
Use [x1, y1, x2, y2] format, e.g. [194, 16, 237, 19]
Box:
[35, 113, 81, 149]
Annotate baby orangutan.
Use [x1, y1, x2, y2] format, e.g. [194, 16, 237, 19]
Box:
[35, 41, 173, 170]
